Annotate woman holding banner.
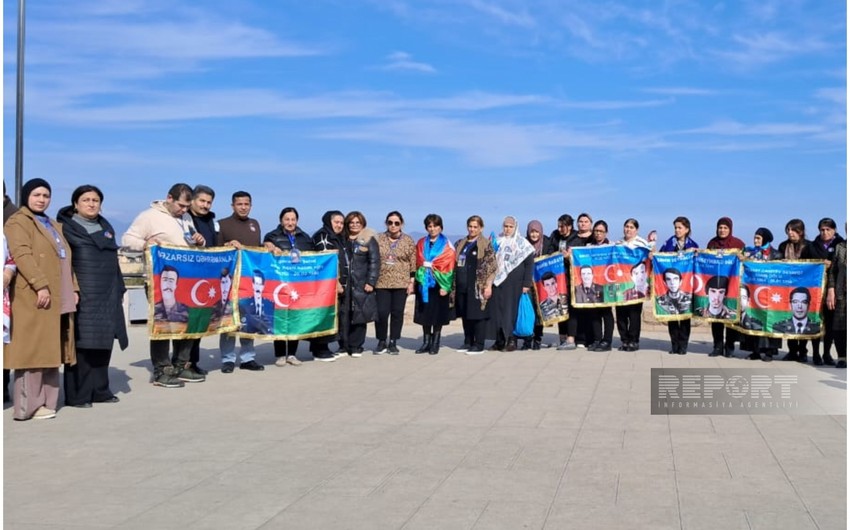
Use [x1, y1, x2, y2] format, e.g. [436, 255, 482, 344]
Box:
[488, 216, 535, 352]
[454, 215, 497, 354]
[57, 185, 128, 407]
[658, 217, 699, 355]
[264, 207, 315, 366]
[413, 214, 455, 354]
[742, 228, 782, 361]
[802, 218, 844, 366]
[310, 210, 345, 361]
[777, 219, 812, 363]
[706, 217, 745, 357]
[586, 221, 614, 351]
[544, 214, 586, 350]
[524, 220, 549, 350]
[616, 218, 651, 352]
[826, 237, 846, 368]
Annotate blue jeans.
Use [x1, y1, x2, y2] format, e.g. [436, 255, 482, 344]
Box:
[219, 334, 256, 365]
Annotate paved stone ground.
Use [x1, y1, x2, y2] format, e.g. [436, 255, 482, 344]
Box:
[4, 321, 846, 529]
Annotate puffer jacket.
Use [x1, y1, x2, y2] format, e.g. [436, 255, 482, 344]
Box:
[57, 206, 129, 351]
[263, 225, 314, 252]
[341, 228, 380, 324]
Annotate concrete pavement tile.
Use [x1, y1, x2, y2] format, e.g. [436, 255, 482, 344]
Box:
[369, 467, 452, 499]
[679, 505, 750, 530]
[402, 499, 488, 530]
[262, 495, 421, 529]
[431, 467, 562, 503]
[471, 500, 549, 530]
[745, 507, 820, 530]
[544, 502, 681, 530]
[369, 442, 470, 471]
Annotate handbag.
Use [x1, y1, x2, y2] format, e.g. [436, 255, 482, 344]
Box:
[515, 292, 534, 337]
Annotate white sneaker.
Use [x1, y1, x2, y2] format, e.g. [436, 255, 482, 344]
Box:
[33, 406, 56, 420]
[275, 357, 288, 367]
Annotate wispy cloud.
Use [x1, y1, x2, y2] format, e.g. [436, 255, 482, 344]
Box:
[642, 87, 720, 96]
[676, 120, 826, 136]
[379, 52, 437, 74]
[710, 32, 831, 66]
[465, 0, 535, 28]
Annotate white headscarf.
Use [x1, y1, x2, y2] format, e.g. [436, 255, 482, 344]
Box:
[493, 216, 535, 286]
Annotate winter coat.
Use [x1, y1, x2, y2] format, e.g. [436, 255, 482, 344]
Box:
[190, 210, 217, 248]
[341, 229, 380, 324]
[263, 225, 314, 252]
[5, 207, 77, 369]
[57, 206, 129, 351]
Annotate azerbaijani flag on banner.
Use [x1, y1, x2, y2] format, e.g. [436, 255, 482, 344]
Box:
[651, 251, 696, 321]
[570, 246, 651, 307]
[533, 253, 569, 325]
[147, 245, 239, 339]
[692, 251, 741, 323]
[732, 260, 826, 339]
[235, 248, 339, 340]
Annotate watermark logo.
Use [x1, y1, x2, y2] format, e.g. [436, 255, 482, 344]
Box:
[651, 369, 800, 415]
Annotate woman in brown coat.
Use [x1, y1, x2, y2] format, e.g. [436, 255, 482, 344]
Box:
[5, 178, 78, 420]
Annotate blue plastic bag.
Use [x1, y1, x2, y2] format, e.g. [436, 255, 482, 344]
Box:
[515, 292, 534, 337]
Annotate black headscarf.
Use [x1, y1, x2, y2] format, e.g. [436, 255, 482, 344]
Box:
[21, 178, 52, 217]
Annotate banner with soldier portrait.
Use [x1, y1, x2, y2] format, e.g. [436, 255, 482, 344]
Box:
[532, 253, 569, 326]
[692, 251, 741, 323]
[146, 245, 239, 339]
[651, 250, 696, 321]
[570, 246, 651, 308]
[731, 260, 826, 339]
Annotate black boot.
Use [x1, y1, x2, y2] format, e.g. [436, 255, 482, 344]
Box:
[429, 329, 442, 355]
[415, 334, 432, 354]
[505, 336, 517, 352]
[823, 352, 835, 366]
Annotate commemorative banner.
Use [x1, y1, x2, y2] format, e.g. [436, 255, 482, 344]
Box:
[651, 250, 696, 321]
[692, 250, 741, 323]
[147, 245, 239, 339]
[570, 246, 651, 308]
[731, 260, 826, 340]
[532, 253, 569, 325]
[235, 248, 339, 340]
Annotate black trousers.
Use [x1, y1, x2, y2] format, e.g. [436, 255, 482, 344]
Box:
[667, 320, 691, 352]
[64, 347, 114, 405]
[590, 308, 614, 344]
[174, 338, 202, 365]
[274, 340, 299, 357]
[557, 314, 578, 338]
[786, 339, 808, 356]
[376, 288, 407, 341]
[834, 330, 846, 359]
[711, 323, 736, 349]
[462, 318, 488, 348]
[616, 303, 642, 344]
[152, 339, 191, 372]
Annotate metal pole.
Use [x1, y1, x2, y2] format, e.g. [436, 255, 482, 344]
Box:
[14, 0, 26, 205]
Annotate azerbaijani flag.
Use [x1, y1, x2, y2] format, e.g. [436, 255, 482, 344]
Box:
[736, 260, 826, 339]
[236, 248, 339, 339]
[415, 235, 455, 300]
[147, 245, 239, 338]
[570, 246, 651, 307]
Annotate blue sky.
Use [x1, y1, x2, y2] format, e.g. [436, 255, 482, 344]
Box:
[3, 0, 846, 244]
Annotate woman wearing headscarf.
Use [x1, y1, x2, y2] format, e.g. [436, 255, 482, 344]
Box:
[454, 215, 497, 355]
[338, 211, 380, 357]
[310, 210, 345, 361]
[374, 211, 416, 355]
[706, 216, 745, 357]
[413, 214, 456, 354]
[777, 219, 812, 363]
[826, 235, 846, 369]
[658, 216, 699, 355]
[488, 216, 535, 352]
[524, 220, 549, 350]
[615, 218, 651, 351]
[586, 220, 614, 351]
[742, 228, 782, 361]
[5, 179, 78, 420]
[57, 185, 128, 407]
[802, 217, 844, 365]
[264, 206, 314, 366]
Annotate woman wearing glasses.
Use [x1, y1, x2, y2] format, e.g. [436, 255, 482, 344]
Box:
[374, 211, 416, 354]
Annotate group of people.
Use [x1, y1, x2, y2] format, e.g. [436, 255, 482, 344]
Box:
[3, 178, 846, 419]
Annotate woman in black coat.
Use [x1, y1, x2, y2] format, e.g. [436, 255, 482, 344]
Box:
[339, 211, 380, 356]
[263, 207, 315, 366]
[310, 210, 345, 361]
[57, 185, 128, 407]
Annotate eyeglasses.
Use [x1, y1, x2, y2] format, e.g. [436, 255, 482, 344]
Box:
[386, 220, 401, 226]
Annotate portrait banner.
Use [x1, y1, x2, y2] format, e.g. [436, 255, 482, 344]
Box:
[146, 245, 239, 339]
[692, 251, 741, 323]
[532, 253, 569, 326]
[234, 248, 339, 340]
[651, 251, 696, 321]
[731, 260, 826, 340]
[570, 246, 651, 308]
